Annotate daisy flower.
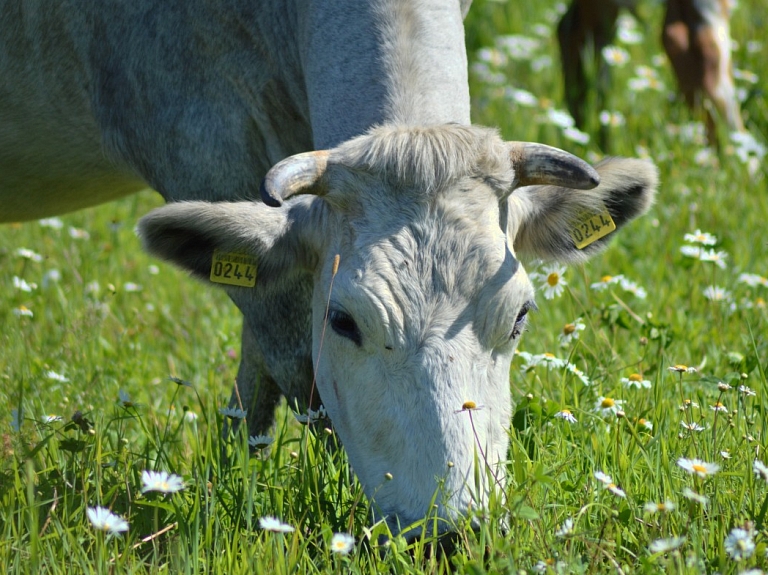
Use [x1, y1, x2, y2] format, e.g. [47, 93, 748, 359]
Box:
[555, 517, 574, 538]
[677, 458, 720, 478]
[590, 274, 624, 291]
[294, 405, 327, 424]
[643, 500, 676, 514]
[16, 247, 44, 262]
[594, 396, 624, 416]
[330, 533, 355, 555]
[248, 435, 274, 450]
[141, 470, 184, 494]
[668, 365, 697, 374]
[680, 421, 706, 432]
[681, 487, 708, 505]
[594, 471, 613, 485]
[739, 385, 756, 396]
[599, 110, 626, 127]
[13, 305, 35, 317]
[637, 418, 653, 431]
[219, 406, 247, 419]
[649, 537, 686, 554]
[563, 126, 590, 145]
[558, 318, 585, 346]
[43, 414, 63, 423]
[698, 250, 728, 269]
[68, 226, 90, 240]
[39, 217, 64, 229]
[13, 276, 37, 292]
[619, 277, 647, 299]
[606, 483, 626, 497]
[684, 230, 717, 245]
[259, 516, 295, 533]
[44, 370, 69, 383]
[118, 389, 138, 408]
[602, 45, 630, 66]
[555, 409, 577, 423]
[738, 273, 768, 288]
[545, 108, 575, 129]
[710, 402, 728, 413]
[621, 373, 651, 389]
[86, 506, 129, 535]
[724, 527, 755, 561]
[535, 264, 568, 300]
[753, 460, 768, 483]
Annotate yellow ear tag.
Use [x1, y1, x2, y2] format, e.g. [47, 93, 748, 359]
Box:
[210, 250, 257, 287]
[569, 206, 616, 249]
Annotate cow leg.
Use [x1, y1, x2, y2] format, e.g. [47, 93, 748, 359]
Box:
[695, 11, 745, 139]
[558, 1, 589, 129]
[227, 319, 283, 438]
[558, 0, 619, 149]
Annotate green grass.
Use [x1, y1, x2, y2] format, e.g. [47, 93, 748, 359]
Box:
[1, 0, 767, 572]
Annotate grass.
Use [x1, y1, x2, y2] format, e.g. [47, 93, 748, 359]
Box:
[1, 0, 767, 572]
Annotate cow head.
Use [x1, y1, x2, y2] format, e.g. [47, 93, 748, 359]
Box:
[138, 124, 656, 536]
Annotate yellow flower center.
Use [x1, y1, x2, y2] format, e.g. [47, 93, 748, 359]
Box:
[544, 352, 556, 359]
[601, 398, 615, 408]
[638, 418, 648, 426]
[756, 297, 765, 308]
[462, 401, 477, 410]
[629, 373, 642, 382]
[674, 364, 688, 371]
[692, 464, 707, 474]
[547, 273, 560, 286]
[563, 323, 576, 335]
[561, 409, 572, 416]
[601, 275, 612, 283]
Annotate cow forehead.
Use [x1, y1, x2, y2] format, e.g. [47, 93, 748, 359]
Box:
[328, 190, 528, 347]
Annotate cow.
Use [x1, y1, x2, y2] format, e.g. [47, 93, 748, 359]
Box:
[558, 0, 744, 147]
[1, 0, 658, 536]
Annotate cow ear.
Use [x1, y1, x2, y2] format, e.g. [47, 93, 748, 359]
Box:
[137, 198, 327, 285]
[509, 158, 658, 263]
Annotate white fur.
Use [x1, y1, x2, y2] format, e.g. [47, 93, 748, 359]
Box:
[140, 125, 657, 535]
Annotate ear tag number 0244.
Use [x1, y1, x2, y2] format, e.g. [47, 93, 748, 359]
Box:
[569, 207, 616, 249]
[210, 250, 257, 287]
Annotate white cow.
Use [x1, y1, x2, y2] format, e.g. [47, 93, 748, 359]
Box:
[1, 0, 657, 536]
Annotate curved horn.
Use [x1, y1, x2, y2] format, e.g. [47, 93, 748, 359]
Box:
[260, 151, 330, 207]
[507, 142, 600, 190]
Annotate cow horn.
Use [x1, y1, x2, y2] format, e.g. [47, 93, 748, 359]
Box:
[507, 142, 600, 190]
[260, 151, 330, 207]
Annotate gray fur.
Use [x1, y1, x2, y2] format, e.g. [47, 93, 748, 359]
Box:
[2, 0, 657, 535]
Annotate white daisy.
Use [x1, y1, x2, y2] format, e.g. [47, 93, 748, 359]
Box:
[86, 506, 129, 535]
[534, 264, 568, 300]
[753, 460, 768, 483]
[680, 421, 706, 432]
[643, 501, 676, 514]
[554, 409, 577, 423]
[649, 537, 686, 554]
[219, 406, 248, 419]
[555, 517, 574, 538]
[558, 318, 586, 346]
[677, 458, 720, 478]
[590, 274, 624, 291]
[15, 247, 44, 262]
[621, 373, 651, 389]
[681, 487, 708, 505]
[141, 470, 184, 494]
[330, 532, 355, 555]
[724, 527, 755, 561]
[594, 397, 624, 416]
[259, 516, 295, 533]
[594, 471, 613, 485]
[738, 273, 768, 288]
[248, 435, 274, 450]
[602, 45, 630, 67]
[684, 229, 717, 245]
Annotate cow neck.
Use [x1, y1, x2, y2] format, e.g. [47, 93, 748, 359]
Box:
[299, 0, 471, 149]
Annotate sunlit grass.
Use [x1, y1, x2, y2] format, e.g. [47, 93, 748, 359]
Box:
[1, 0, 767, 572]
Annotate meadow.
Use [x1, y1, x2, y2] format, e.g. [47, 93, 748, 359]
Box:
[1, 0, 767, 572]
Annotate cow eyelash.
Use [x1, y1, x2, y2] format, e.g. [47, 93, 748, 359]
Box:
[509, 300, 536, 341]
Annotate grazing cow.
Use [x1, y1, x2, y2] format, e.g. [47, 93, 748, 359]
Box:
[1, 0, 658, 535]
[558, 0, 744, 146]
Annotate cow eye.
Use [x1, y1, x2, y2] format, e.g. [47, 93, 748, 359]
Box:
[509, 301, 536, 341]
[328, 309, 362, 346]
